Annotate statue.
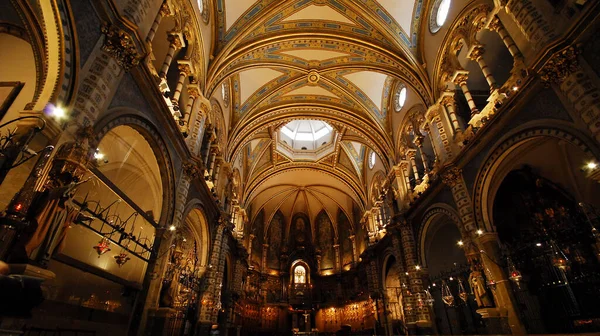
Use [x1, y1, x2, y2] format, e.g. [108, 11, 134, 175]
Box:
[469, 270, 493, 307]
[295, 218, 305, 243]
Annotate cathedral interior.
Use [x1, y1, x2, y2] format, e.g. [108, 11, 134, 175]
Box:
[1, 0, 600, 335]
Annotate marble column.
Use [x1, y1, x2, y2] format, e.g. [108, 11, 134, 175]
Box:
[413, 135, 429, 173]
[469, 46, 497, 91]
[487, 16, 522, 61]
[453, 72, 479, 117]
[441, 93, 462, 133]
[172, 61, 192, 104]
[159, 32, 184, 79]
[146, 1, 171, 43]
[406, 150, 420, 184]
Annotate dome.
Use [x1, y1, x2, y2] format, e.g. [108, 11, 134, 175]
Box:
[279, 120, 334, 151]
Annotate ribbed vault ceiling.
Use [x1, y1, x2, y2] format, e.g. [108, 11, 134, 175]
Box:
[204, 0, 430, 232]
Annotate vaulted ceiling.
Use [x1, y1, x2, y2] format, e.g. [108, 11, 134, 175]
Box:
[202, 0, 437, 235]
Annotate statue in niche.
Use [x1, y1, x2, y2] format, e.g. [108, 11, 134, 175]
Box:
[295, 217, 305, 243]
[469, 270, 493, 308]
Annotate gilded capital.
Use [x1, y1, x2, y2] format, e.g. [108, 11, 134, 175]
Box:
[167, 32, 184, 49]
[453, 73, 469, 85]
[539, 46, 580, 85]
[101, 23, 141, 72]
[183, 160, 201, 179]
[469, 46, 485, 61]
[441, 166, 463, 187]
[487, 16, 502, 32]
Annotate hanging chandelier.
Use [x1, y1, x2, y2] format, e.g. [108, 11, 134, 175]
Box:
[458, 278, 468, 302]
[93, 237, 111, 256]
[114, 252, 130, 267]
[441, 280, 454, 306]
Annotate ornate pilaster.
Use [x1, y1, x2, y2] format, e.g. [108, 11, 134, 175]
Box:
[440, 166, 475, 236]
[398, 219, 432, 328]
[504, 0, 557, 50]
[539, 47, 600, 142]
[200, 220, 230, 324]
[71, 24, 138, 128]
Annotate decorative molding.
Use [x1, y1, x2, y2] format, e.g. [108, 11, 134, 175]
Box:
[100, 23, 141, 72]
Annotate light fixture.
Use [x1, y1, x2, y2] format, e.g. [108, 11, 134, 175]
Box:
[415, 265, 421, 271]
[586, 162, 598, 170]
[169, 225, 176, 231]
[476, 229, 483, 235]
[50, 105, 66, 120]
[536, 242, 542, 247]
[457, 240, 464, 246]
[512, 86, 519, 91]
[94, 150, 104, 160]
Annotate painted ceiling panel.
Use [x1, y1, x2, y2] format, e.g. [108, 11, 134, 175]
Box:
[280, 49, 350, 61]
[376, 0, 417, 35]
[343, 71, 388, 110]
[239, 68, 284, 104]
[282, 4, 356, 25]
[224, 0, 257, 30]
[283, 85, 339, 99]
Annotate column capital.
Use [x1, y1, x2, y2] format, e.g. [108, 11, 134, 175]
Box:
[452, 71, 469, 86]
[440, 91, 456, 106]
[159, 1, 172, 16]
[441, 166, 463, 187]
[167, 31, 185, 49]
[177, 60, 193, 75]
[539, 46, 580, 85]
[182, 160, 201, 179]
[468, 45, 486, 61]
[487, 15, 502, 32]
[187, 84, 201, 98]
[101, 23, 141, 71]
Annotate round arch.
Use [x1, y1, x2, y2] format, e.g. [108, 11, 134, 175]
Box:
[182, 200, 212, 270]
[227, 106, 394, 170]
[472, 120, 600, 232]
[94, 111, 176, 227]
[417, 203, 463, 268]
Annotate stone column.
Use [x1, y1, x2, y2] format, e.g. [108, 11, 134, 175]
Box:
[140, 161, 200, 334]
[333, 244, 341, 273]
[172, 61, 192, 104]
[453, 72, 479, 117]
[440, 93, 462, 133]
[146, 1, 171, 43]
[400, 161, 412, 195]
[248, 234, 255, 262]
[212, 159, 222, 183]
[186, 97, 208, 157]
[159, 32, 184, 79]
[421, 123, 439, 166]
[469, 46, 497, 90]
[261, 244, 269, 272]
[487, 16, 522, 61]
[207, 149, 217, 177]
[398, 220, 432, 331]
[413, 135, 429, 173]
[182, 84, 200, 135]
[201, 129, 214, 168]
[476, 233, 526, 335]
[406, 150, 420, 184]
[539, 46, 600, 143]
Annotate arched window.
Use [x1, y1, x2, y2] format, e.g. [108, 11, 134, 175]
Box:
[430, 0, 451, 33]
[294, 265, 306, 284]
